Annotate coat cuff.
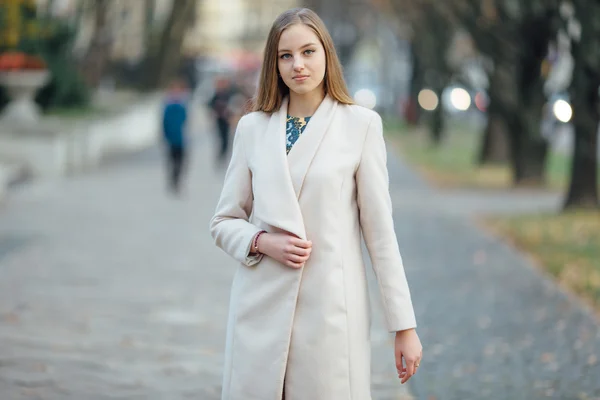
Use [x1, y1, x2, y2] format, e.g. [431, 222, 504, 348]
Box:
[243, 228, 265, 267]
[385, 310, 417, 333]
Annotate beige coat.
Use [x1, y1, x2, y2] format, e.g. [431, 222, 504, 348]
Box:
[210, 95, 416, 400]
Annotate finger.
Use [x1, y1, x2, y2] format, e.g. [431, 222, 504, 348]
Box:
[289, 246, 311, 257]
[290, 237, 312, 248]
[286, 260, 304, 269]
[287, 254, 308, 263]
[402, 358, 416, 384]
[395, 355, 404, 374]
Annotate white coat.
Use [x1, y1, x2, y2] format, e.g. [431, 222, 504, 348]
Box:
[210, 95, 416, 400]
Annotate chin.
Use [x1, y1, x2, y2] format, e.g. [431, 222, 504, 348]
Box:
[290, 84, 319, 96]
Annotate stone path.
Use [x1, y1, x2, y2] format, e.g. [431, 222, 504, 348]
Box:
[387, 153, 600, 399]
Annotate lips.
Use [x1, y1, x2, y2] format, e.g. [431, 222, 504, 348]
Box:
[293, 75, 309, 81]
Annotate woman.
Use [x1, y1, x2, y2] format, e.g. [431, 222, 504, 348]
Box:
[210, 8, 422, 400]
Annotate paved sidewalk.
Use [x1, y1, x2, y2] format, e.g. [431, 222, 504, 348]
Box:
[0, 106, 412, 399]
[2, 104, 599, 399]
[387, 158, 600, 399]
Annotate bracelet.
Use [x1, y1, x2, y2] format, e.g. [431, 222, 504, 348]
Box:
[253, 230, 267, 254]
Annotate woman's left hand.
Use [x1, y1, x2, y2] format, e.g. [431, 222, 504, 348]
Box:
[394, 328, 422, 384]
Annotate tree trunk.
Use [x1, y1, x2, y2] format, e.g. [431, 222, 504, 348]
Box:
[406, 43, 423, 125]
[80, 0, 111, 88]
[429, 89, 444, 146]
[563, 0, 600, 210]
[496, 47, 548, 187]
[478, 110, 510, 164]
[148, 0, 196, 89]
[506, 111, 549, 186]
[512, 135, 549, 185]
[564, 121, 599, 209]
[143, 0, 156, 52]
[478, 66, 509, 165]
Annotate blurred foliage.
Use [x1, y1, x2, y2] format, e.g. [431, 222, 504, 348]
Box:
[384, 120, 598, 192]
[0, 0, 89, 111]
[484, 212, 600, 311]
[31, 21, 90, 110]
[0, 78, 8, 109]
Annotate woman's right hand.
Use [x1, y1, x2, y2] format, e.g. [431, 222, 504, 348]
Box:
[257, 233, 312, 269]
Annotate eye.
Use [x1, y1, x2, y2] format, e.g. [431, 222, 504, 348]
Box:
[280, 53, 291, 60]
[304, 49, 315, 55]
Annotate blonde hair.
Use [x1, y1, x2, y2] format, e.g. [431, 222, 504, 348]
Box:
[252, 8, 354, 113]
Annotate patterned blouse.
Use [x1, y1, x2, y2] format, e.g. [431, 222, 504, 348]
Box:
[286, 115, 312, 155]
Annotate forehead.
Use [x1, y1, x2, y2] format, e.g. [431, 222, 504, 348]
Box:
[278, 24, 321, 50]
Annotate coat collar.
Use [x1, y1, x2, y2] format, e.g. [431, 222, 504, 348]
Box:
[257, 94, 338, 240]
[286, 95, 338, 198]
[272, 95, 337, 197]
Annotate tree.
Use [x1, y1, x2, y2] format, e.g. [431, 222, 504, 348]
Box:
[143, 0, 156, 53]
[386, 0, 454, 145]
[450, 0, 561, 186]
[79, 0, 111, 88]
[562, 1, 599, 210]
[146, 0, 196, 89]
[476, 64, 510, 165]
[305, 0, 364, 69]
[416, 2, 453, 145]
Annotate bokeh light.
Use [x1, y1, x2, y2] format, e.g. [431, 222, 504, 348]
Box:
[474, 92, 488, 112]
[450, 88, 471, 111]
[418, 89, 439, 111]
[552, 99, 573, 123]
[354, 89, 377, 109]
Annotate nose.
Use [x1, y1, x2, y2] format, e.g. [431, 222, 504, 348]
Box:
[293, 57, 304, 71]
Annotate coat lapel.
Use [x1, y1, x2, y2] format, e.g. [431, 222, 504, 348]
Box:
[253, 95, 337, 241]
[254, 97, 307, 240]
[287, 95, 338, 198]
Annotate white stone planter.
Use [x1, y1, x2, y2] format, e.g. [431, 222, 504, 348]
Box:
[0, 70, 50, 124]
[0, 95, 161, 179]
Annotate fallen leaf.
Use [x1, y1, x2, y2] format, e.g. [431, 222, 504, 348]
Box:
[473, 250, 487, 266]
[3, 312, 19, 324]
[120, 336, 135, 348]
[32, 363, 47, 373]
[540, 353, 555, 363]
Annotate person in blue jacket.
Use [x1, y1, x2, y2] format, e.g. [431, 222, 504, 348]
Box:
[162, 78, 189, 194]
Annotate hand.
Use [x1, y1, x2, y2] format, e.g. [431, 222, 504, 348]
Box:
[394, 328, 423, 384]
[258, 233, 312, 269]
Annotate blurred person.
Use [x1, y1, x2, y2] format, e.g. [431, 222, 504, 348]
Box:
[228, 73, 255, 133]
[210, 8, 422, 400]
[162, 77, 189, 194]
[208, 76, 234, 166]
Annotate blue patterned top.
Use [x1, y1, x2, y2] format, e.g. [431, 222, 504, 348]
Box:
[286, 115, 312, 155]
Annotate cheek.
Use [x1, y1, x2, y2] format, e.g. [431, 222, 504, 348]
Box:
[279, 61, 293, 75]
[314, 54, 327, 77]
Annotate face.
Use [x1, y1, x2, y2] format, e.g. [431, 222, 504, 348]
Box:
[277, 23, 326, 96]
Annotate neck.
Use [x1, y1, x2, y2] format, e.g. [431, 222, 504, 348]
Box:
[288, 86, 325, 117]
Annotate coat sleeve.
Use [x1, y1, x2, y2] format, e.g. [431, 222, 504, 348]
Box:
[210, 116, 264, 266]
[356, 113, 417, 332]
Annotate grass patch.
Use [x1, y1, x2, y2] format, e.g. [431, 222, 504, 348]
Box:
[483, 212, 600, 312]
[384, 122, 588, 192]
[45, 105, 110, 119]
[385, 119, 600, 312]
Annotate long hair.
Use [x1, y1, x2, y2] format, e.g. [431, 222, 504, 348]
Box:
[252, 8, 354, 113]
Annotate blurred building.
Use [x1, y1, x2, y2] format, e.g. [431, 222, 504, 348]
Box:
[190, 0, 296, 56]
[35, 0, 297, 63]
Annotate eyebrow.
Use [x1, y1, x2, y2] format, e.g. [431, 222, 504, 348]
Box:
[278, 43, 318, 53]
